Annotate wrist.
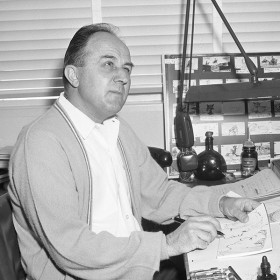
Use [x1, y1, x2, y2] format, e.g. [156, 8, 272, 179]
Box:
[219, 196, 227, 214]
[165, 232, 177, 258]
[161, 234, 170, 261]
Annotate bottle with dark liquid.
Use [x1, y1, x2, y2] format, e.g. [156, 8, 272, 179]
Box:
[194, 131, 227, 181]
[241, 138, 258, 177]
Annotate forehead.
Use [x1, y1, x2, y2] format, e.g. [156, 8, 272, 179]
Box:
[85, 31, 131, 62]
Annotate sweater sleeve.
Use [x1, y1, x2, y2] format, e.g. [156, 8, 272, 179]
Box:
[9, 126, 167, 280]
[117, 119, 224, 225]
[139, 146, 224, 224]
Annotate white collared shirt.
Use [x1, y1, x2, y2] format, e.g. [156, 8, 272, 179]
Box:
[58, 93, 140, 237]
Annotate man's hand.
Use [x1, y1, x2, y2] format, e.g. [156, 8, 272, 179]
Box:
[165, 215, 221, 257]
[219, 196, 260, 223]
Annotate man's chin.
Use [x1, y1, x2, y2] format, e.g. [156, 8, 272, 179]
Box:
[106, 103, 125, 116]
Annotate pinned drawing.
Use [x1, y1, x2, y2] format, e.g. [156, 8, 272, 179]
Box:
[217, 204, 272, 259]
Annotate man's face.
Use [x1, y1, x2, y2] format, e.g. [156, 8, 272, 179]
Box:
[69, 32, 133, 123]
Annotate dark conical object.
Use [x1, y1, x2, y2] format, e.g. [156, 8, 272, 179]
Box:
[194, 131, 227, 181]
[257, 256, 277, 280]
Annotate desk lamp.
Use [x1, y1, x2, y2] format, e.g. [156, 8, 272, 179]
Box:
[175, 0, 198, 182]
[185, 0, 280, 103]
[176, 0, 280, 181]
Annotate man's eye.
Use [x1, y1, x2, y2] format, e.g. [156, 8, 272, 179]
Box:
[105, 61, 114, 68]
[124, 67, 132, 74]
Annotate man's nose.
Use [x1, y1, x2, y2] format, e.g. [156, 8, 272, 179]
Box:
[113, 68, 129, 85]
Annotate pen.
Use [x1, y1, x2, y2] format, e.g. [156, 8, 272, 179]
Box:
[173, 216, 225, 237]
[191, 267, 219, 273]
[228, 266, 242, 280]
[190, 270, 227, 280]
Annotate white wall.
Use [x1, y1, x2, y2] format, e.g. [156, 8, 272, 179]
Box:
[120, 102, 165, 148]
[0, 97, 165, 150]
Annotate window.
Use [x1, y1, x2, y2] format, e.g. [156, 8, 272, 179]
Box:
[101, 0, 215, 93]
[0, 0, 93, 99]
[1, 0, 280, 99]
[101, 0, 280, 94]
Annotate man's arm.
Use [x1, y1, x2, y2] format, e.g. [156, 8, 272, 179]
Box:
[9, 127, 167, 280]
[164, 196, 260, 256]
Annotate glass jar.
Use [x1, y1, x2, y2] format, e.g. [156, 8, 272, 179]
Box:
[241, 139, 258, 177]
[194, 131, 227, 181]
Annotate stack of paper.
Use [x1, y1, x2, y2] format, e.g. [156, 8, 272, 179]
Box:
[271, 158, 280, 180]
[217, 203, 272, 259]
[212, 168, 280, 200]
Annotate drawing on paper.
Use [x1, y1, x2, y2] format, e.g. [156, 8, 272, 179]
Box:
[217, 204, 272, 259]
[235, 56, 258, 74]
[221, 144, 243, 165]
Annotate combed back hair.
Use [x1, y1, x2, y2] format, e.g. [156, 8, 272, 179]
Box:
[63, 23, 119, 87]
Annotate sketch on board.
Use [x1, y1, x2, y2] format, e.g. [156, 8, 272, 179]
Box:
[174, 57, 199, 72]
[221, 144, 243, 165]
[221, 122, 245, 136]
[255, 142, 271, 161]
[202, 56, 231, 72]
[235, 56, 258, 74]
[217, 204, 272, 259]
[199, 102, 224, 121]
[260, 55, 280, 73]
[192, 123, 219, 140]
[248, 100, 272, 119]
[248, 121, 271, 135]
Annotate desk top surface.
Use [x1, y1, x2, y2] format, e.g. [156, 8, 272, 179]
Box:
[185, 220, 280, 280]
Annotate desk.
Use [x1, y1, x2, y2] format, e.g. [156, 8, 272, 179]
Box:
[183, 168, 280, 279]
[184, 221, 280, 280]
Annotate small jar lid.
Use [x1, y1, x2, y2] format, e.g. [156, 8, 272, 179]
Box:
[205, 131, 213, 137]
[243, 139, 255, 147]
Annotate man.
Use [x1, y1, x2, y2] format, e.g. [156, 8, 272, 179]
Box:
[8, 23, 259, 280]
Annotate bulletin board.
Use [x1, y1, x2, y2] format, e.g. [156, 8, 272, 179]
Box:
[162, 52, 280, 178]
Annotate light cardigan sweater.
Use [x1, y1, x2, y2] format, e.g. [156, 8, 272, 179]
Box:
[8, 100, 224, 280]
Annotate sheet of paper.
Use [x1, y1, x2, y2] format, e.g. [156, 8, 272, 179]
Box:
[263, 196, 280, 223]
[211, 169, 280, 199]
[187, 223, 280, 280]
[217, 203, 272, 259]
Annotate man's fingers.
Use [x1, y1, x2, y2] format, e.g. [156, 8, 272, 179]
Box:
[234, 199, 260, 222]
[244, 199, 260, 211]
[220, 197, 260, 222]
[188, 215, 222, 231]
[196, 228, 216, 244]
[166, 215, 221, 256]
[233, 210, 249, 223]
[196, 237, 209, 250]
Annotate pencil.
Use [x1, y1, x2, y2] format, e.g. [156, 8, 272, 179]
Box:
[173, 216, 225, 237]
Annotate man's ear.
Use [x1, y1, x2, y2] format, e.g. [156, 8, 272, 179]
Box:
[64, 65, 79, 88]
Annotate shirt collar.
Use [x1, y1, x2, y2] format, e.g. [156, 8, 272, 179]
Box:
[58, 92, 119, 140]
